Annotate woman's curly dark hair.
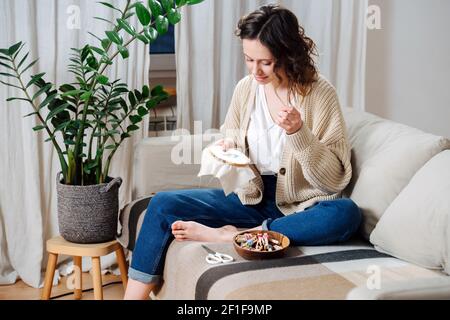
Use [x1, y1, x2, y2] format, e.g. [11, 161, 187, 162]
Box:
[235, 4, 319, 98]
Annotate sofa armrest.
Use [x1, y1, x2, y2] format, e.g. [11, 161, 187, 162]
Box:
[346, 277, 450, 300]
[133, 133, 222, 199]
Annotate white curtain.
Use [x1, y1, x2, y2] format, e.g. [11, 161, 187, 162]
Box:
[0, 0, 149, 288]
[281, 0, 368, 112]
[176, 0, 368, 131]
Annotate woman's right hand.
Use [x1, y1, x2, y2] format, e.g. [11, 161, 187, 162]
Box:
[215, 138, 235, 152]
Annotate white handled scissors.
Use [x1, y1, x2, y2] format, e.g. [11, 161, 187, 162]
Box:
[202, 245, 234, 265]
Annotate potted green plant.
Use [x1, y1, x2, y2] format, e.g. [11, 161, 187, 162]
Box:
[0, 0, 204, 243]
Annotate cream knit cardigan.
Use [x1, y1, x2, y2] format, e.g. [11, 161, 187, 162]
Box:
[220, 74, 352, 215]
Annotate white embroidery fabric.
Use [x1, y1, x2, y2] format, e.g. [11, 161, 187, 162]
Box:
[198, 146, 256, 196]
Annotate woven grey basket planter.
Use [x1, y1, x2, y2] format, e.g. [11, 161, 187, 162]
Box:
[56, 172, 122, 244]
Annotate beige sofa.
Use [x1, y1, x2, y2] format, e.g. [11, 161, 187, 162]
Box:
[118, 107, 450, 300]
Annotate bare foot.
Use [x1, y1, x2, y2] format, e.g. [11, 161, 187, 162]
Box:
[171, 221, 238, 243]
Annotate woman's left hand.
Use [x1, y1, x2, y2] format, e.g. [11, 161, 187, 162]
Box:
[275, 106, 303, 135]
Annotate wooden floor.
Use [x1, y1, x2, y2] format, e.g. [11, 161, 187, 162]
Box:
[0, 273, 124, 300]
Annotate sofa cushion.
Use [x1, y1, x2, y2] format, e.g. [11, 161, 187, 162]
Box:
[370, 150, 450, 275]
[341, 107, 450, 239]
[133, 133, 222, 198]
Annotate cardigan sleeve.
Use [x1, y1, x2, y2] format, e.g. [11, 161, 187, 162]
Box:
[285, 81, 352, 194]
[219, 77, 250, 151]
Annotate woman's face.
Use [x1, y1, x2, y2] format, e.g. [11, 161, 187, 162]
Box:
[242, 39, 277, 85]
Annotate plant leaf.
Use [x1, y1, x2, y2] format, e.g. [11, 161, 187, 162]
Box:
[142, 85, 150, 99]
[8, 42, 23, 56]
[134, 89, 143, 101]
[23, 111, 38, 118]
[26, 72, 46, 88]
[32, 125, 46, 131]
[46, 103, 69, 121]
[167, 8, 181, 25]
[176, 0, 187, 7]
[0, 72, 17, 78]
[97, 75, 109, 85]
[80, 46, 90, 62]
[136, 34, 149, 44]
[0, 80, 21, 90]
[118, 45, 129, 59]
[100, 56, 113, 65]
[124, 12, 135, 20]
[148, 0, 162, 17]
[119, 98, 128, 114]
[127, 124, 140, 132]
[20, 58, 39, 75]
[101, 38, 112, 50]
[160, 0, 174, 11]
[135, 2, 151, 26]
[121, 132, 131, 139]
[12, 43, 25, 61]
[80, 91, 92, 101]
[39, 93, 57, 109]
[90, 46, 107, 56]
[54, 120, 71, 132]
[93, 17, 114, 26]
[61, 89, 84, 97]
[97, 2, 122, 13]
[144, 27, 158, 43]
[17, 52, 29, 70]
[117, 19, 136, 36]
[0, 61, 14, 71]
[186, 0, 204, 5]
[105, 31, 123, 45]
[0, 48, 10, 56]
[6, 97, 32, 103]
[59, 84, 77, 92]
[128, 91, 136, 106]
[138, 106, 148, 116]
[146, 97, 159, 109]
[151, 84, 165, 96]
[86, 56, 99, 70]
[155, 16, 169, 35]
[64, 139, 76, 145]
[32, 83, 52, 101]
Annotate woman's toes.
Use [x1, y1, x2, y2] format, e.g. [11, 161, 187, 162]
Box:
[172, 229, 185, 236]
[171, 220, 185, 231]
[174, 234, 186, 241]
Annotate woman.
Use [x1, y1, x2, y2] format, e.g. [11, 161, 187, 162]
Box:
[124, 4, 361, 300]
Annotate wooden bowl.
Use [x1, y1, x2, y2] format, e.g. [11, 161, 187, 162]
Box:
[233, 230, 290, 260]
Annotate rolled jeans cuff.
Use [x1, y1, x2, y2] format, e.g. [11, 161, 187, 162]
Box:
[128, 267, 162, 285]
[262, 218, 273, 231]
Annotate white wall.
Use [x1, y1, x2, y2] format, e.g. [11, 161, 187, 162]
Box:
[366, 0, 450, 138]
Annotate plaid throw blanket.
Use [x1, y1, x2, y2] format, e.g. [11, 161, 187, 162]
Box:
[118, 197, 444, 300]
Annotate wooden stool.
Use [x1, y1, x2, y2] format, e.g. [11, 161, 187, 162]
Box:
[41, 236, 128, 300]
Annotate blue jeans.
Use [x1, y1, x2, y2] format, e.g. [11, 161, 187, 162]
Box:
[129, 175, 362, 284]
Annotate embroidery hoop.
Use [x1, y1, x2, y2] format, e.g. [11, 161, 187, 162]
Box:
[207, 145, 251, 168]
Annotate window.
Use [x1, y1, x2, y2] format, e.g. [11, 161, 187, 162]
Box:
[149, 24, 177, 137]
[149, 24, 176, 72]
